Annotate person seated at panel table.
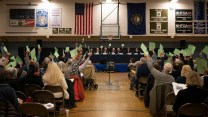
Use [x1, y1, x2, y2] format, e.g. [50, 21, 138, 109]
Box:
[102, 47, 108, 55]
[127, 47, 132, 55]
[121, 46, 126, 54]
[117, 48, 123, 55]
[111, 48, 116, 55]
[133, 47, 140, 55]
[95, 47, 100, 55]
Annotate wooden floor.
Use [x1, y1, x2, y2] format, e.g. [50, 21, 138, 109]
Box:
[59, 72, 151, 117]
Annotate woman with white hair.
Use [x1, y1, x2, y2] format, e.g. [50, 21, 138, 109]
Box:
[42, 62, 69, 100]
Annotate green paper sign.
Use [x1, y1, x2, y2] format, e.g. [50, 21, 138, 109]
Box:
[54, 52, 59, 58]
[65, 47, 70, 52]
[26, 46, 30, 52]
[3, 46, 8, 53]
[38, 44, 41, 49]
[188, 44, 196, 55]
[16, 56, 23, 64]
[196, 58, 208, 74]
[141, 43, 148, 55]
[30, 48, 36, 60]
[173, 48, 181, 55]
[70, 49, 78, 59]
[149, 42, 155, 51]
[202, 46, 208, 55]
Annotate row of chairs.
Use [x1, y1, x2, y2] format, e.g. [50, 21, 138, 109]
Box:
[15, 84, 65, 117]
[164, 91, 208, 117]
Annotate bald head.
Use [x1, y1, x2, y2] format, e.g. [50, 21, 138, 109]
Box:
[163, 63, 173, 74]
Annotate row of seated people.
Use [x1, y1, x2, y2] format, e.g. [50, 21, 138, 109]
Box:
[88, 47, 141, 55]
[127, 52, 208, 116]
[0, 48, 94, 115]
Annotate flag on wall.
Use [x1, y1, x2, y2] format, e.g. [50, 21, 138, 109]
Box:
[194, 0, 205, 20]
[127, 3, 146, 35]
[74, 3, 93, 35]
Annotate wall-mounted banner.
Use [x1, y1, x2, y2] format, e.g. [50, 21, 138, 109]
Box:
[150, 22, 168, 34]
[175, 22, 193, 33]
[50, 8, 62, 28]
[10, 19, 35, 27]
[36, 9, 48, 28]
[150, 9, 168, 21]
[194, 0, 205, 20]
[175, 9, 192, 21]
[194, 22, 206, 34]
[66, 28, 72, 34]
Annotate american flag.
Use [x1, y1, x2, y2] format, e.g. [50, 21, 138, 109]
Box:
[74, 3, 93, 35]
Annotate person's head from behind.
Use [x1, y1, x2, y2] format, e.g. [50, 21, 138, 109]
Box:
[140, 57, 146, 64]
[181, 65, 192, 78]
[186, 71, 202, 87]
[130, 58, 135, 63]
[28, 61, 39, 76]
[43, 62, 64, 84]
[163, 63, 173, 74]
[57, 61, 67, 74]
[153, 63, 161, 71]
[3, 67, 17, 80]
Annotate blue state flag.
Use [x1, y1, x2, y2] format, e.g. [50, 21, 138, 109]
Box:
[127, 3, 146, 35]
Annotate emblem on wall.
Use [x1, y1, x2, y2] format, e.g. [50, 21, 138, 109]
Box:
[131, 14, 142, 26]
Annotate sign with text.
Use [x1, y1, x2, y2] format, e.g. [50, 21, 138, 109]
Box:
[194, 22, 206, 34]
[50, 8, 62, 28]
[10, 19, 34, 27]
[150, 22, 168, 34]
[175, 22, 193, 33]
[150, 9, 168, 21]
[175, 9, 192, 21]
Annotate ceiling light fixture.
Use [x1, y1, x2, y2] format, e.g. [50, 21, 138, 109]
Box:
[41, 0, 49, 3]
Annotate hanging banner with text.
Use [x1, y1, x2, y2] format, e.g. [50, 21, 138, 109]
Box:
[50, 8, 62, 28]
[175, 22, 193, 33]
[150, 9, 168, 21]
[150, 22, 168, 34]
[194, 0, 205, 20]
[175, 9, 193, 21]
[194, 22, 206, 34]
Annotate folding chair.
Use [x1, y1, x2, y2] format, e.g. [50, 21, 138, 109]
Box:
[177, 103, 208, 117]
[164, 91, 176, 117]
[19, 102, 49, 117]
[25, 84, 41, 96]
[32, 90, 56, 116]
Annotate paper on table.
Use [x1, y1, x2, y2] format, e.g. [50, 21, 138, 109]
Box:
[172, 82, 187, 95]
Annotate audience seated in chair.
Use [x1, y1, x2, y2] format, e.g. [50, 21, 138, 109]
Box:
[173, 71, 208, 113]
[176, 65, 192, 84]
[0, 74, 18, 111]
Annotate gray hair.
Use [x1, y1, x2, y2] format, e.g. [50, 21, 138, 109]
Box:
[163, 63, 173, 74]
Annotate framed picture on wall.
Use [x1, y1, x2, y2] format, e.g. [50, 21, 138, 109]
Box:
[65, 28, 72, 34]
[52, 28, 58, 34]
[59, 28, 65, 34]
